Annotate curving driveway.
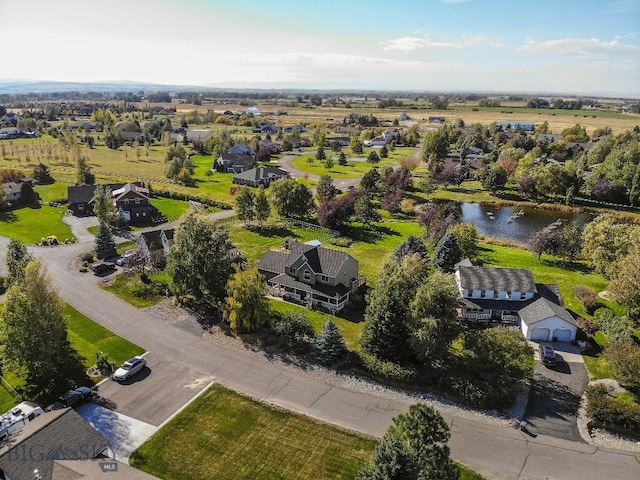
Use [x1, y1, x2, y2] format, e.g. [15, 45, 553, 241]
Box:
[17, 235, 638, 480]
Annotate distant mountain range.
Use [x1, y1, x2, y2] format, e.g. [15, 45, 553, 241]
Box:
[0, 80, 637, 99]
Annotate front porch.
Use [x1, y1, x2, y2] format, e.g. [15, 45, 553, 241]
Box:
[267, 282, 350, 312]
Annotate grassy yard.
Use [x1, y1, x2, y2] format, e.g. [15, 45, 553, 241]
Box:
[150, 196, 192, 220]
[102, 271, 171, 308]
[0, 205, 74, 243]
[64, 303, 145, 369]
[34, 181, 71, 203]
[130, 384, 377, 480]
[130, 383, 485, 480]
[290, 147, 416, 179]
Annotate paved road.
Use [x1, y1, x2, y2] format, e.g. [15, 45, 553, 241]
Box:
[279, 153, 361, 192]
[23, 239, 640, 480]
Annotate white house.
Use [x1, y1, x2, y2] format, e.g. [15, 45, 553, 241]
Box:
[456, 264, 577, 342]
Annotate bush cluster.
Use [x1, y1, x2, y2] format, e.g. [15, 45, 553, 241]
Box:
[358, 352, 417, 383]
[575, 285, 600, 314]
[270, 312, 315, 344]
[576, 316, 599, 336]
[585, 384, 640, 433]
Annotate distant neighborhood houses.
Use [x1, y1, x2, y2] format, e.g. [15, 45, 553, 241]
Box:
[2, 177, 35, 203]
[67, 182, 152, 223]
[0, 126, 41, 139]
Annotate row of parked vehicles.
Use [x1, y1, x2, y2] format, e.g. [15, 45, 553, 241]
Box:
[90, 249, 139, 275]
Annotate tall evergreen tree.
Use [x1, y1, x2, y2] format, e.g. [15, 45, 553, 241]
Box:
[391, 235, 429, 264]
[75, 155, 95, 184]
[314, 318, 347, 364]
[316, 175, 339, 202]
[94, 221, 117, 260]
[433, 232, 462, 273]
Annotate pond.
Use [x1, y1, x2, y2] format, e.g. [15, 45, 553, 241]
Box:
[459, 203, 594, 244]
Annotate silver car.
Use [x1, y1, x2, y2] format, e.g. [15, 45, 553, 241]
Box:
[112, 356, 146, 381]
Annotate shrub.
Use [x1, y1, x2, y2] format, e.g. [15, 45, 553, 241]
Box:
[81, 252, 95, 263]
[328, 236, 353, 247]
[133, 282, 160, 299]
[359, 352, 417, 383]
[575, 285, 600, 314]
[585, 384, 640, 433]
[270, 311, 315, 344]
[95, 351, 115, 376]
[576, 316, 599, 336]
[603, 341, 640, 389]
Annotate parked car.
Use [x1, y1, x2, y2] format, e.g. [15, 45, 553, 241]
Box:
[112, 356, 147, 381]
[91, 261, 116, 275]
[59, 386, 95, 407]
[116, 249, 138, 266]
[539, 344, 556, 366]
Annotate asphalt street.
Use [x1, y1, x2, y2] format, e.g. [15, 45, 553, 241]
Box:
[22, 231, 640, 480]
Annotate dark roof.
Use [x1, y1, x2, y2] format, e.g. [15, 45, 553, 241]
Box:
[233, 167, 289, 183]
[519, 297, 577, 327]
[219, 153, 252, 165]
[0, 408, 109, 480]
[67, 184, 99, 204]
[52, 459, 160, 479]
[112, 183, 149, 201]
[162, 228, 175, 241]
[288, 243, 349, 278]
[458, 266, 537, 293]
[257, 250, 290, 274]
[268, 273, 350, 298]
[139, 230, 164, 250]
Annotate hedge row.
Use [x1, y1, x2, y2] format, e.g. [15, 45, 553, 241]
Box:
[151, 189, 232, 211]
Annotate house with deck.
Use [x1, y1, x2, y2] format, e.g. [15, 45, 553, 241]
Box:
[456, 264, 577, 342]
[258, 241, 364, 312]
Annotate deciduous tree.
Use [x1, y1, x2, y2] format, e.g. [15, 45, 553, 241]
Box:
[269, 177, 314, 218]
[166, 211, 233, 304]
[224, 265, 270, 333]
[254, 186, 270, 226]
[235, 186, 255, 223]
[6, 239, 33, 286]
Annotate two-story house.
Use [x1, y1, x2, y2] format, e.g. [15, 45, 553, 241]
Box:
[455, 264, 577, 342]
[112, 183, 151, 223]
[216, 153, 254, 173]
[258, 241, 363, 312]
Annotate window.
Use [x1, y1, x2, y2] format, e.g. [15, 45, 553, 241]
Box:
[493, 290, 499, 299]
[303, 271, 311, 281]
[321, 275, 329, 282]
[520, 292, 527, 300]
[480, 290, 486, 298]
[124, 199, 129, 205]
[506, 291, 512, 299]
[135, 198, 140, 204]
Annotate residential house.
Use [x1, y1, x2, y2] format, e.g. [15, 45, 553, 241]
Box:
[0, 127, 22, 139]
[365, 130, 395, 147]
[67, 182, 151, 223]
[289, 138, 312, 149]
[3, 181, 23, 202]
[0, 407, 159, 480]
[186, 129, 213, 143]
[228, 144, 255, 157]
[258, 140, 282, 154]
[258, 241, 363, 312]
[455, 264, 577, 342]
[112, 183, 151, 223]
[120, 131, 145, 145]
[499, 121, 535, 132]
[428, 116, 446, 124]
[244, 107, 261, 116]
[399, 112, 411, 121]
[536, 134, 564, 143]
[284, 124, 306, 134]
[216, 153, 254, 173]
[137, 228, 174, 268]
[252, 122, 277, 135]
[326, 137, 350, 147]
[65, 121, 101, 132]
[233, 167, 289, 188]
[1, 113, 20, 125]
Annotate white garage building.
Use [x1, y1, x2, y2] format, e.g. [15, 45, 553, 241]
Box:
[519, 297, 578, 342]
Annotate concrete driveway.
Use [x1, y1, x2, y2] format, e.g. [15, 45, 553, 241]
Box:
[524, 342, 589, 441]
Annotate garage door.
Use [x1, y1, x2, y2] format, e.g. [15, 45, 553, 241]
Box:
[553, 329, 572, 342]
[531, 327, 550, 341]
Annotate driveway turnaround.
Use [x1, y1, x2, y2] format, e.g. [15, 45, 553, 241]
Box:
[28, 240, 640, 480]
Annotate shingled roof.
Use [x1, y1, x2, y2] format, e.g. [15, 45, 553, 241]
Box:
[519, 297, 577, 327]
[258, 243, 353, 279]
[0, 408, 109, 480]
[458, 266, 537, 293]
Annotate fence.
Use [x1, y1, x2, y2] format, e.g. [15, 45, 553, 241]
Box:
[282, 217, 340, 238]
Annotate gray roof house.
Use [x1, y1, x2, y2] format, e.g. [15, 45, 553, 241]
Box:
[456, 265, 577, 342]
[258, 241, 363, 312]
[137, 228, 174, 268]
[217, 153, 253, 173]
[233, 167, 289, 188]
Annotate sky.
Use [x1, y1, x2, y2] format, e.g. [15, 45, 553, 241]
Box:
[1, 0, 639, 95]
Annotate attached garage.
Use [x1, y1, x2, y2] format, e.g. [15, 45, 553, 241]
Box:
[519, 298, 577, 342]
[530, 327, 551, 342]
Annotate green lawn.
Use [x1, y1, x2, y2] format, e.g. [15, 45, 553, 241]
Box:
[0, 205, 74, 243]
[102, 271, 171, 308]
[151, 196, 192, 221]
[64, 304, 145, 369]
[34, 181, 71, 203]
[130, 384, 377, 480]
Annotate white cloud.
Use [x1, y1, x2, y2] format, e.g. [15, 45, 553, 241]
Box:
[381, 34, 504, 51]
[517, 37, 640, 57]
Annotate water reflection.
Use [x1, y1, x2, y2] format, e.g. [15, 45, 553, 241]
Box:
[459, 203, 593, 243]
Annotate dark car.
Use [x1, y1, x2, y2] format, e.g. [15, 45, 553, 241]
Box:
[539, 344, 557, 366]
[59, 386, 95, 407]
[91, 261, 116, 275]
